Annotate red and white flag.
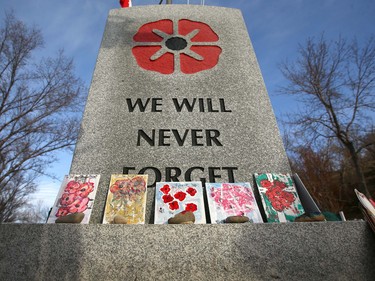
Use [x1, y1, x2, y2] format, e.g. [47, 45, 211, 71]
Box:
[120, 0, 132, 8]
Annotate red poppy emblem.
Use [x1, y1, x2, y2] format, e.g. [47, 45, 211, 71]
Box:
[132, 19, 222, 74]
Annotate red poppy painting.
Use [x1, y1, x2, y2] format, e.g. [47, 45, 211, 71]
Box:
[132, 19, 222, 74]
[206, 183, 263, 224]
[103, 174, 148, 224]
[154, 182, 206, 224]
[254, 173, 305, 222]
[47, 174, 101, 224]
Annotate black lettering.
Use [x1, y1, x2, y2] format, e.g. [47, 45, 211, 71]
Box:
[139, 166, 161, 187]
[126, 98, 150, 112]
[166, 167, 182, 182]
[206, 130, 222, 146]
[198, 98, 204, 112]
[152, 98, 163, 112]
[172, 129, 189, 146]
[222, 167, 238, 182]
[137, 129, 155, 146]
[185, 166, 206, 185]
[208, 167, 221, 182]
[159, 129, 170, 146]
[220, 98, 232, 112]
[123, 167, 136, 174]
[207, 98, 219, 112]
[172, 98, 196, 112]
[191, 129, 204, 146]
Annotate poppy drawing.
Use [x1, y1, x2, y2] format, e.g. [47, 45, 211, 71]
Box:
[132, 19, 222, 74]
[206, 182, 263, 224]
[103, 174, 148, 224]
[47, 174, 101, 224]
[254, 173, 305, 222]
[154, 182, 206, 224]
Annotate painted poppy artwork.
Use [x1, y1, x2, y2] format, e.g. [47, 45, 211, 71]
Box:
[103, 174, 148, 224]
[154, 182, 206, 224]
[206, 182, 263, 224]
[47, 174, 101, 224]
[254, 173, 305, 222]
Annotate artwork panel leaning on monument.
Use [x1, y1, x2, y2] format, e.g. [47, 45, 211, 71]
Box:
[70, 5, 290, 223]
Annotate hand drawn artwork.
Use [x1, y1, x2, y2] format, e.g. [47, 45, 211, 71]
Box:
[103, 174, 148, 224]
[254, 173, 305, 222]
[132, 19, 222, 74]
[154, 182, 206, 224]
[206, 182, 263, 224]
[47, 174, 100, 224]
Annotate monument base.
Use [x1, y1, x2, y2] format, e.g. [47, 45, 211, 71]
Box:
[1, 221, 374, 280]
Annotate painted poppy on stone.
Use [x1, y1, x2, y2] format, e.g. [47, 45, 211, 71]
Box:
[132, 19, 222, 74]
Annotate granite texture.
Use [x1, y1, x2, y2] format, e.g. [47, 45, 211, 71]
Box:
[70, 5, 290, 224]
[1, 222, 374, 280]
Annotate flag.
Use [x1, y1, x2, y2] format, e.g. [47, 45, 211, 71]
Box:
[355, 189, 375, 219]
[355, 189, 375, 233]
[120, 0, 132, 8]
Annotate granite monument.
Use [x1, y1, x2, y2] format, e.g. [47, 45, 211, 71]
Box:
[70, 4, 290, 223]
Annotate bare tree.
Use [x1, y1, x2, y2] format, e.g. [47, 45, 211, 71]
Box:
[16, 200, 51, 223]
[288, 144, 344, 212]
[0, 12, 84, 222]
[280, 35, 375, 197]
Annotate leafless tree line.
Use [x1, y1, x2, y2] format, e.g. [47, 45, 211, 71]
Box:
[0, 12, 84, 222]
[280, 35, 375, 216]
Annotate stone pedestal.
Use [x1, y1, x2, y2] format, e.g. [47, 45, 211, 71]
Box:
[0, 222, 374, 280]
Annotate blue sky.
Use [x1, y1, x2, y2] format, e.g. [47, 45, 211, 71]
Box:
[1, 0, 375, 208]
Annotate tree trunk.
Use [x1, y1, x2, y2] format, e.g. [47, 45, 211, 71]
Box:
[347, 142, 371, 198]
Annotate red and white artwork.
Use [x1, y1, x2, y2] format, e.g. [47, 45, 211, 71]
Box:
[206, 182, 263, 224]
[154, 182, 206, 224]
[47, 174, 100, 224]
[254, 173, 304, 222]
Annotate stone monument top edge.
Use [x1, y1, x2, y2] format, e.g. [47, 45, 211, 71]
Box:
[108, 4, 243, 16]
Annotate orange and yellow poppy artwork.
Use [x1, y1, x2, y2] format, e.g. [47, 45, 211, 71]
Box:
[103, 174, 148, 224]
